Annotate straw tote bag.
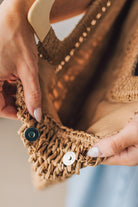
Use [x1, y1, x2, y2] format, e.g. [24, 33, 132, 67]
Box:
[16, 0, 138, 189]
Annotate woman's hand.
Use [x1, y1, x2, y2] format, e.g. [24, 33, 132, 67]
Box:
[0, 0, 92, 121]
[87, 114, 138, 166]
[0, 0, 42, 121]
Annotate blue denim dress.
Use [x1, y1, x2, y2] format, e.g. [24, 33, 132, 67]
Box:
[66, 165, 138, 207]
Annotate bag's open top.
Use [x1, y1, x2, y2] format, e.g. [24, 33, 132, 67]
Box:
[16, 0, 138, 189]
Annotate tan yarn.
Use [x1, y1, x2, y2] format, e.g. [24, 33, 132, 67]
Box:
[106, 27, 138, 102]
[16, 80, 102, 184]
[16, 0, 138, 189]
[38, 0, 115, 65]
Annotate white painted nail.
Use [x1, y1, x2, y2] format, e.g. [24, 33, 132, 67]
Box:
[34, 107, 42, 122]
[87, 147, 102, 157]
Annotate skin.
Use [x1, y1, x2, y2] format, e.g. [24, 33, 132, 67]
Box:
[0, 0, 91, 120]
[98, 114, 138, 166]
[0, 0, 137, 166]
[50, 0, 92, 23]
[0, 0, 40, 119]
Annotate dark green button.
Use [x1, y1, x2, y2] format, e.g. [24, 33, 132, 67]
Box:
[24, 127, 39, 142]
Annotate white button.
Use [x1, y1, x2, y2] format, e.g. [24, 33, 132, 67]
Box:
[63, 151, 76, 166]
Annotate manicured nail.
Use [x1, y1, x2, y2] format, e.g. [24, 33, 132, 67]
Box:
[34, 107, 42, 122]
[87, 147, 102, 157]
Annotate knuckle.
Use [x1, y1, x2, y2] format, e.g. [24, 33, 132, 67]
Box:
[25, 75, 41, 105]
[110, 139, 123, 154]
[29, 88, 41, 103]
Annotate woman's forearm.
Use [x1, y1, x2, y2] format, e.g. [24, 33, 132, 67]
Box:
[51, 0, 92, 23]
[3, 0, 92, 23]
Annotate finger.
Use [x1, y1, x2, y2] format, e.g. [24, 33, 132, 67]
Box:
[8, 75, 18, 83]
[0, 106, 17, 119]
[0, 80, 4, 91]
[2, 81, 17, 96]
[87, 114, 138, 158]
[0, 93, 17, 119]
[18, 61, 42, 122]
[102, 145, 138, 166]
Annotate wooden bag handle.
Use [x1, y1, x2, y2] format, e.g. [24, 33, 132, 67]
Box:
[28, 0, 55, 42]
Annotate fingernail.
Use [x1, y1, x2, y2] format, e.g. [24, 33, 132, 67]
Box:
[34, 107, 42, 122]
[87, 147, 102, 157]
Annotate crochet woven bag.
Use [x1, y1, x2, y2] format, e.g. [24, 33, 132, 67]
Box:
[16, 0, 138, 189]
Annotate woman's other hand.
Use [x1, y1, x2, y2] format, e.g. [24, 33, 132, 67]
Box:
[0, 0, 42, 121]
[88, 114, 138, 166]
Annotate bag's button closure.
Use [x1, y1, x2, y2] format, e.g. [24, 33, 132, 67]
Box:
[24, 127, 39, 142]
[63, 151, 76, 166]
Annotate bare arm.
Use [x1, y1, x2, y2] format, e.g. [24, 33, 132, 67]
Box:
[50, 0, 92, 23]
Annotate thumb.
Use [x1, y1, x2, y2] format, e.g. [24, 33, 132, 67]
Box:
[19, 62, 42, 122]
[87, 116, 138, 158]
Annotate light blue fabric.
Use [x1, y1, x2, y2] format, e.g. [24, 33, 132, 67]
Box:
[65, 165, 138, 207]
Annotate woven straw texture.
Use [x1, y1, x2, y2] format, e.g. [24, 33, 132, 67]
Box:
[16, 0, 138, 189]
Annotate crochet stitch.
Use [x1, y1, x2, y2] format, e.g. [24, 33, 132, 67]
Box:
[16, 0, 138, 189]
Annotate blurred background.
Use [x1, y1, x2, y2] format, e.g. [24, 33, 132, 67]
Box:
[0, 118, 66, 207]
[0, 0, 84, 206]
